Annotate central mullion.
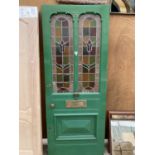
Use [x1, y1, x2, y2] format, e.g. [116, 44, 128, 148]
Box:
[73, 14, 79, 92]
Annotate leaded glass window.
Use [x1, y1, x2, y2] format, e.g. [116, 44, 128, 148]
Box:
[78, 14, 101, 92]
[51, 15, 73, 93]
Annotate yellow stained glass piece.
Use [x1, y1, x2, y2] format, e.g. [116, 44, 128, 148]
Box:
[64, 83, 69, 87]
[83, 20, 91, 27]
[83, 37, 89, 44]
[56, 28, 61, 36]
[83, 74, 89, 81]
[56, 67, 62, 73]
[83, 56, 89, 64]
[64, 47, 69, 55]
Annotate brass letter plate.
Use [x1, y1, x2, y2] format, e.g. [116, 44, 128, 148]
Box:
[66, 100, 87, 108]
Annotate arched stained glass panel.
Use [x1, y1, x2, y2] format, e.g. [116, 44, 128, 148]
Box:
[51, 15, 73, 93]
[78, 14, 101, 92]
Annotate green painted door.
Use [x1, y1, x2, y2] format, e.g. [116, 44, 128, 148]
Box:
[42, 5, 110, 155]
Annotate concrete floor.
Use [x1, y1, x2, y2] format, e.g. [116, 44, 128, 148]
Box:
[43, 139, 110, 155]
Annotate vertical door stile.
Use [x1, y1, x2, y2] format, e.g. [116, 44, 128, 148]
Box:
[99, 14, 104, 94]
[73, 14, 79, 92]
[99, 13, 109, 95]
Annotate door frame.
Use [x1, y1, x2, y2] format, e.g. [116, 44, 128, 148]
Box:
[42, 4, 110, 155]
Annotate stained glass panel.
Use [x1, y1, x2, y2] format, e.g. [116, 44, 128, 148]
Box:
[51, 15, 73, 93]
[78, 14, 101, 92]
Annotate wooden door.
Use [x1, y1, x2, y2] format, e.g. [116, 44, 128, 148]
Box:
[42, 5, 110, 155]
[19, 7, 42, 155]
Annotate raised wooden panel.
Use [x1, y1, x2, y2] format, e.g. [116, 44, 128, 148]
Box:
[54, 113, 97, 140]
[19, 7, 42, 155]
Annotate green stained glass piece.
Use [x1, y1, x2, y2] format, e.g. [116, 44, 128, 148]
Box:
[91, 20, 96, 27]
[57, 75, 63, 82]
[55, 20, 61, 27]
[89, 82, 95, 87]
[63, 57, 69, 64]
[83, 82, 88, 87]
[64, 75, 70, 82]
[56, 46, 62, 55]
[56, 66, 62, 73]
[57, 83, 63, 88]
[91, 37, 96, 44]
[56, 37, 61, 42]
[83, 47, 88, 55]
[83, 67, 88, 73]
[83, 28, 89, 36]
[89, 74, 95, 81]
[90, 56, 95, 64]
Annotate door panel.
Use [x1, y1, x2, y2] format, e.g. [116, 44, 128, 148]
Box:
[42, 5, 110, 155]
[54, 113, 97, 141]
[78, 14, 101, 92]
[51, 14, 74, 93]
